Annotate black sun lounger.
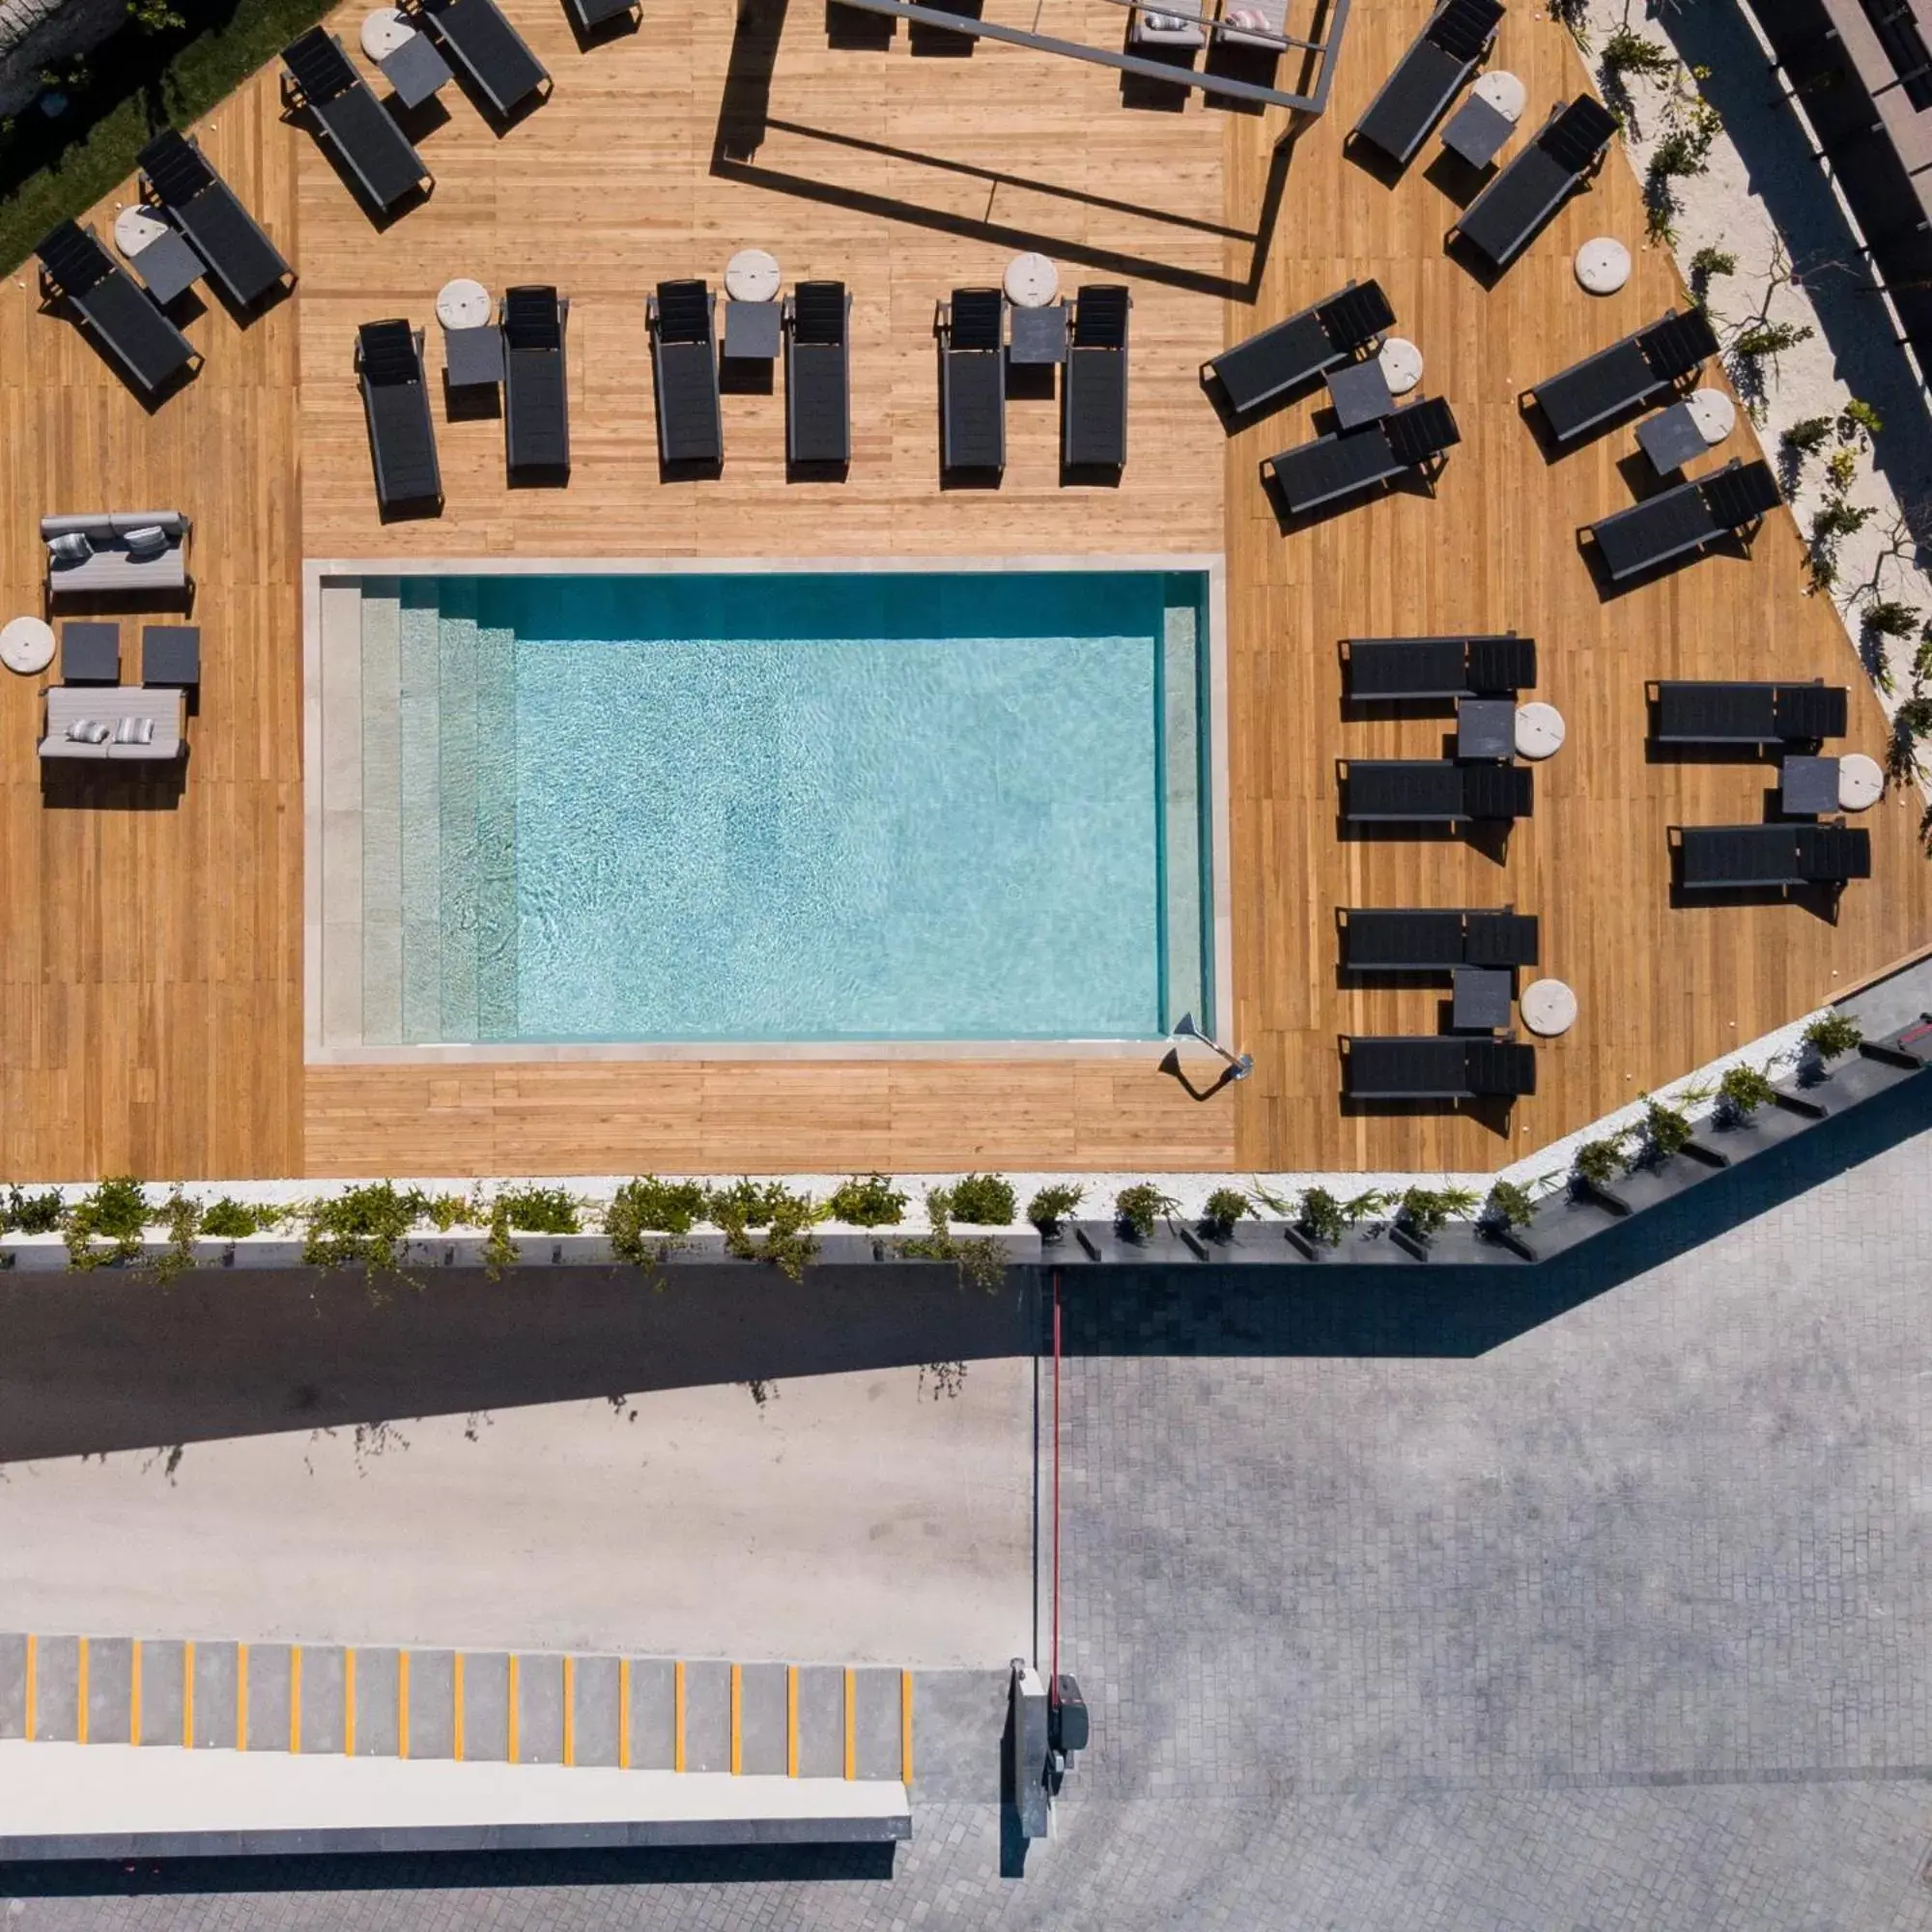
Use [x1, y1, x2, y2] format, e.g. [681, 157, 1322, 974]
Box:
[1063, 284, 1131, 472]
[648, 280, 724, 470]
[1339, 906, 1540, 972]
[137, 129, 294, 311]
[1673, 821, 1871, 890]
[1343, 634, 1536, 699]
[1583, 459, 1781, 583]
[1448, 95, 1618, 271]
[939, 287, 1006, 476]
[784, 280, 851, 469]
[1203, 279, 1394, 417]
[410, 0, 551, 116]
[1342, 1035, 1538, 1098]
[356, 319, 441, 514]
[1524, 307, 1719, 447]
[1264, 395, 1460, 515]
[34, 221, 200, 397]
[1649, 680, 1847, 745]
[502, 285, 569, 476]
[1341, 758, 1533, 823]
[1350, 0, 1506, 168]
[281, 28, 433, 215]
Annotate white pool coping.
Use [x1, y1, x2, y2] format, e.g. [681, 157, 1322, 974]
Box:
[303, 554, 1231, 1066]
[0, 1740, 910, 1860]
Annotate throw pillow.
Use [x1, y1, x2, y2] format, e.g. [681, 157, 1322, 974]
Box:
[47, 532, 92, 567]
[122, 526, 170, 560]
[114, 717, 142, 745]
[66, 717, 99, 743]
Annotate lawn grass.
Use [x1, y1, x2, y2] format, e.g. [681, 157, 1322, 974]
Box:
[0, 0, 331, 274]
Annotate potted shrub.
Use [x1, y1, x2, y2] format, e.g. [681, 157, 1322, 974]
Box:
[1113, 1182, 1179, 1245]
[1715, 1063, 1776, 1127]
[1635, 1096, 1693, 1165]
[606, 1176, 711, 1265]
[1288, 1185, 1382, 1258]
[1478, 1179, 1538, 1258]
[1570, 1135, 1630, 1211]
[945, 1173, 1015, 1228]
[1800, 1011, 1862, 1083]
[1027, 1183, 1084, 1245]
[1197, 1187, 1251, 1244]
[1391, 1184, 1477, 1258]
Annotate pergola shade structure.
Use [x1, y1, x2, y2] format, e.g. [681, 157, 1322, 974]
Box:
[830, 0, 1352, 118]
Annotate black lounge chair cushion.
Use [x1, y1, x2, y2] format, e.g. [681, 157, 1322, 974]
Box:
[1345, 761, 1466, 819]
[1466, 635, 1535, 692]
[36, 221, 197, 395]
[1350, 0, 1504, 166]
[1652, 682, 1845, 743]
[1455, 96, 1617, 269]
[504, 286, 567, 471]
[1344, 1036, 1537, 1097]
[569, 0, 635, 22]
[417, 0, 550, 111]
[1700, 458, 1781, 527]
[787, 282, 850, 466]
[1065, 285, 1129, 469]
[282, 25, 358, 100]
[1463, 762, 1532, 819]
[1678, 823, 1871, 887]
[138, 130, 291, 310]
[1590, 461, 1777, 581]
[1208, 279, 1391, 415]
[1341, 910, 1468, 969]
[1345, 639, 1471, 697]
[943, 290, 1005, 470]
[358, 321, 440, 507]
[1465, 911, 1539, 966]
[655, 279, 712, 345]
[1383, 395, 1461, 465]
[950, 287, 1004, 352]
[1529, 308, 1717, 445]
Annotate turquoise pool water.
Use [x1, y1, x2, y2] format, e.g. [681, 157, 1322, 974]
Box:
[365, 569, 1212, 1044]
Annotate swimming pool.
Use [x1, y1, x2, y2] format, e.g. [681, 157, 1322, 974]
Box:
[338, 565, 1217, 1047]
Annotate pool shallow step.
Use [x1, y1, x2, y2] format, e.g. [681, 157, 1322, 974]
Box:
[397, 583, 443, 1043]
[358, 582, 404, 1048]
[438, 583, 481, 1045]
[474, 607, 519, 1042]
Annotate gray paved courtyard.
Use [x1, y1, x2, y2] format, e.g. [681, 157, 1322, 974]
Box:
[6, 1111, 1932, 1926]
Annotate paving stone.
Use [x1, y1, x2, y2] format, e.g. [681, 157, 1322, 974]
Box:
[298, 1646, 347, 1756]
[189, 1639, 236, 1751]
[0, 1631, 24, 1739]
[851, 1667, 903, 1782]
[29, 1634, 77, 1743]
[736, 1662, 786, 1776]
[681, 1660, 730, 1775]
[461, 1651, 509, 1762]
[405, 1648, 454, 1761]
[85, 1636, 131, 1747]
[242, 1643, 292, 1755]
[793, 1663, 845, 1779]
[570, 1654, 621, 1767]
[627, 1658, 676, 1771]
[135, 1638, 184, 1747]
[351, 1647, 398, 1757]
[515, 1652, 563, 1766]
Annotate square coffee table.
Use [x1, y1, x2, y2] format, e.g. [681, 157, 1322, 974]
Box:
[1637, 401, 1707, 476]
[1440, 93, 1514, 170]
[1326, 356, 1394, 431]
[142, 624, 201, 688]
[128, 227, 204, 306]
[724, 298, 781, 361]
[443, 324, 503, 388]
[1781, 754, 1841, 817]
[1009, 303, 1067, 366]
[62, 621, 120, 684]
[379, 30, 452, 108]
[1457, 696, 1517, 761]
[1452, 966, 1514, 1033]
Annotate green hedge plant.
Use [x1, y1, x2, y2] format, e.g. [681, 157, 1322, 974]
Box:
[1572, 1137, 1627, 1191]
[896, 1187, 1009, 1292]
[1717, 1064, 1776, 1122]
[1395, 1185, 1477, 1240]
[65, 1176, 151, 1269]
[1481, 1179, 1536, 1232]
[943, 1173, 1015, 1226]
[1638, 1097, 1694, 1163]
[1801, 1012, 1863, 1063]
[302, 1181, 425, 1281]
[2, 1185, 65, 1236]
[605, 1176, 707, 1264]
[707, 1181, 820, 1279]
[826, 1174, 909, 1228]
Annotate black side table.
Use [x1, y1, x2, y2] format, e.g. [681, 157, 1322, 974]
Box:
[62, 621, 121, 683]
[142, 624, 201, 689]
[1326, 356, 1394, 431]
[1452, 966, 1514, 1033]
[1457, 696, 1517, 761]
[1780, 754, 1840, 818]
[1440, 93, 1514, 170]
[1636, 402, 1707, 476]
[1009, 304, 1068, 366]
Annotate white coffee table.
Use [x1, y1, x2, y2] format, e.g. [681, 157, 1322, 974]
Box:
[1575, 237, 1632, 296]
[1515, 700, 1566, 760]
[1005, 252, 1059, 307]
[112, 206, 172, 258]
[436, 277, 491, 330]
[1521, 979, 1577, 1037]
[1837, 752, 1883, 810]
[361, 6, 415, 58]
[724, 248, 781, 303]
[1686, 387, 1736, 444]
[1471, 70, 1525, 121]
[0, 615, 55, 676]
[1378, 336, 1423, 395]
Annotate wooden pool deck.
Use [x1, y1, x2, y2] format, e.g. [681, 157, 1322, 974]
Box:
[0, 0, 1925, 1180]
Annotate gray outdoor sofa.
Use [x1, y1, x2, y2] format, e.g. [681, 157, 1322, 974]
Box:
[39, 685, 185, 762]
[42, 512, 192, 599]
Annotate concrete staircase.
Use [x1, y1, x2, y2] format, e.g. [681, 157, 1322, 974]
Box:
[0, 1631, 915, 1781]
[319, 579, 518, 1051]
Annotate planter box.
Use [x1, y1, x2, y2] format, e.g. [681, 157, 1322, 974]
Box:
[1068, 1219, 1206, 1264]
[0, 1235, 75, 1271]
[1194, 1219, 1301, 1264]
[872, 1224, 1042, 1265]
